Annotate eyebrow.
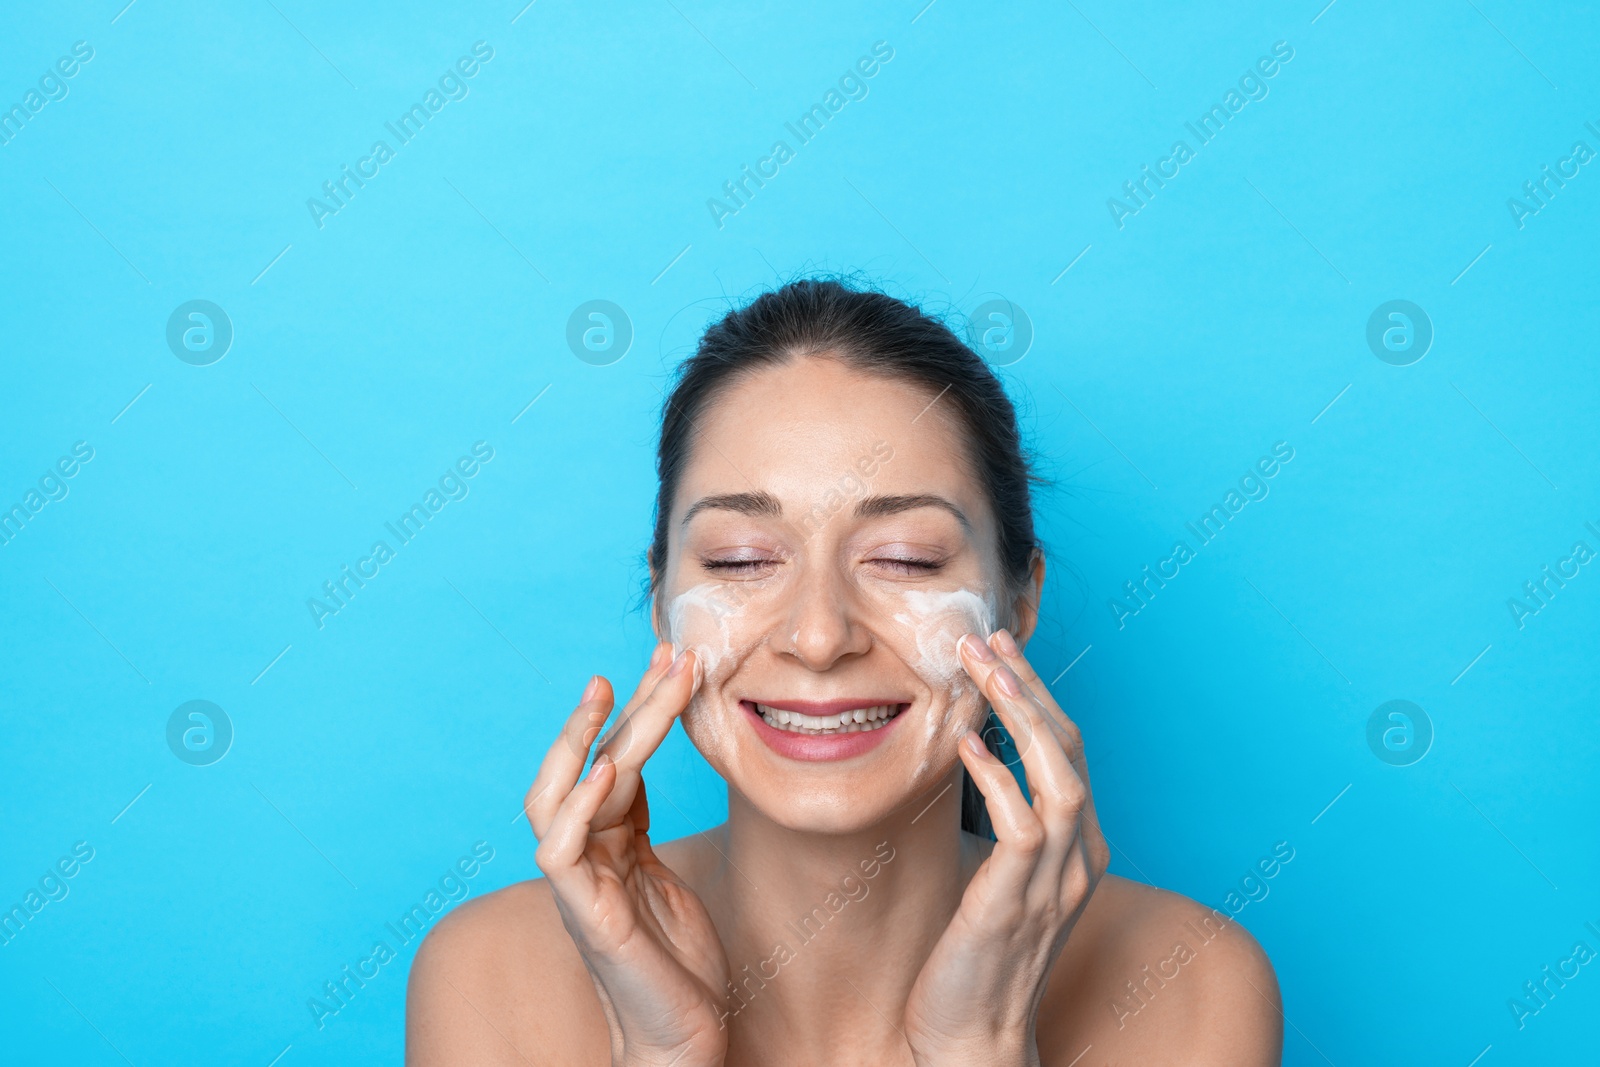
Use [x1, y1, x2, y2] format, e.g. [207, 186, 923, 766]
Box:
[681, 491, 783, 526]
[854, 493, 972, 533]
[680, 490, 973, 534]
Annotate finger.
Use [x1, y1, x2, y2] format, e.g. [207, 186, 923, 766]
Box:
[958, 730, 1045, 893]
[625, 774, 670, 871]
[987, 629, 1108, 864]
[590, 648, 701, 825]
[592, 641, 675, 756]
[627, 771, 651, 836]
[526, 675, 618, 836]
[975, 658, 1094, 879]
[528, 643, 672, 833]
[959, 636, 1084, 817]
[596, 648, 699, 772]
[990, 629, 1087, 778]
[533, 753, 617, 886]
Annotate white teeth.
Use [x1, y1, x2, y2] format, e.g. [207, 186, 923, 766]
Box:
[753, 703, 901, 735]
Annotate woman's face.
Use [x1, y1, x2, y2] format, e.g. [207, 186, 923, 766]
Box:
[654, 356, 1034, 834]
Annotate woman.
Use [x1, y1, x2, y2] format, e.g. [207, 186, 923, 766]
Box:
[406, 279, 1282, 1065]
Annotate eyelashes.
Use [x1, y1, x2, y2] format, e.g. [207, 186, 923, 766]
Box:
[699, 555, 946, 576]
[702, 558, 772, 574]
[874, 556, 943, 575]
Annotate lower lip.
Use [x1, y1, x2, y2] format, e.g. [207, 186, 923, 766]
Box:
[742, 701, 907, 762]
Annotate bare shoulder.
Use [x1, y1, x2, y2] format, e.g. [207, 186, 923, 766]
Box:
[405, 877, 607, 1066]
[1037, 875, 1283, 1066]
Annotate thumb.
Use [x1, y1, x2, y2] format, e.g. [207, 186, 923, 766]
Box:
[628, 772, 652, 837]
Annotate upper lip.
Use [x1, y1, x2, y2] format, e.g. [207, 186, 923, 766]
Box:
[744, 698, 908, 715]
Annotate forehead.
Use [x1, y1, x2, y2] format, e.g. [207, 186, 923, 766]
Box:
[674, 357, 981, 510]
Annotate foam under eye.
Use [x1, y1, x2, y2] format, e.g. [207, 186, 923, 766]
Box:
[667, 581, 995, 692]
[889, 587, 996, 690]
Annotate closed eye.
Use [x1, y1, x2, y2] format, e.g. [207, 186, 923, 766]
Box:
[702, 558, 776, 574]
[871, 556, 943, 575]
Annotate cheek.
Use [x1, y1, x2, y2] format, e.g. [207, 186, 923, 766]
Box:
[879, 586, 997, 771]
[666, 583, 772, 755]
[667, 584, 776, 675]
[885, 587, 995, 694]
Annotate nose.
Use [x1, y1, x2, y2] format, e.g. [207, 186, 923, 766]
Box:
[780, 565, 871, 671]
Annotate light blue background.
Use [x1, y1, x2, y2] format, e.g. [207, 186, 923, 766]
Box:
[3, 1, 1597, 1063]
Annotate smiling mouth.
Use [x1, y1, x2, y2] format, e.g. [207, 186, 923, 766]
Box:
[744, 700, 908, 735]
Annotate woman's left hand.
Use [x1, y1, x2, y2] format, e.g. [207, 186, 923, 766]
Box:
[903, 629, 1111, 1067]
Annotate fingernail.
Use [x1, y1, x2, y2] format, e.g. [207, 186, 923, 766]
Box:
[994, 665, 1023, 697]
[993, 629, 1020, 658]
[668, 649, 691, 677]
[964, 729, 987, 757]
[961, 634, 996, 663]
[649, 643, 669, 669]
[581, 675, 601, 703]
[587, 753, 612, 781]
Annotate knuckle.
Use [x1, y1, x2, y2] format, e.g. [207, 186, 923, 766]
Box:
[1012, 820, 1047, 854]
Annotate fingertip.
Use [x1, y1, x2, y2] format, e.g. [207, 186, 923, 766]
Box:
[581, 674, 602, 703]
[666, 648, 691, 678]
[959, 633, 996, 664]
[992, 628, 1021, 658]
[586, 752, 613, 782]
[963, 728, 988, 759]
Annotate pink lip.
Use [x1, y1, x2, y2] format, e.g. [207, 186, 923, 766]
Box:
[740, 699, 909, 762]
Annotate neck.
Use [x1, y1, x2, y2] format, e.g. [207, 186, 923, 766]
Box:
[699, 766, 982, 1061]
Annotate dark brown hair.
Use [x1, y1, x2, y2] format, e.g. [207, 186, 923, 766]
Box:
[649, 277, 1040, 837]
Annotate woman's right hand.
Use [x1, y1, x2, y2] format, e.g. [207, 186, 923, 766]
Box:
[526, 644, 731, 1067]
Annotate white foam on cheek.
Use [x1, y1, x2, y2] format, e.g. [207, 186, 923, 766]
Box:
[666, 583, 734, 680]
[891, 588, 997, 688]
[665, 583, 768, 747]
[889, 587, 998, 781]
